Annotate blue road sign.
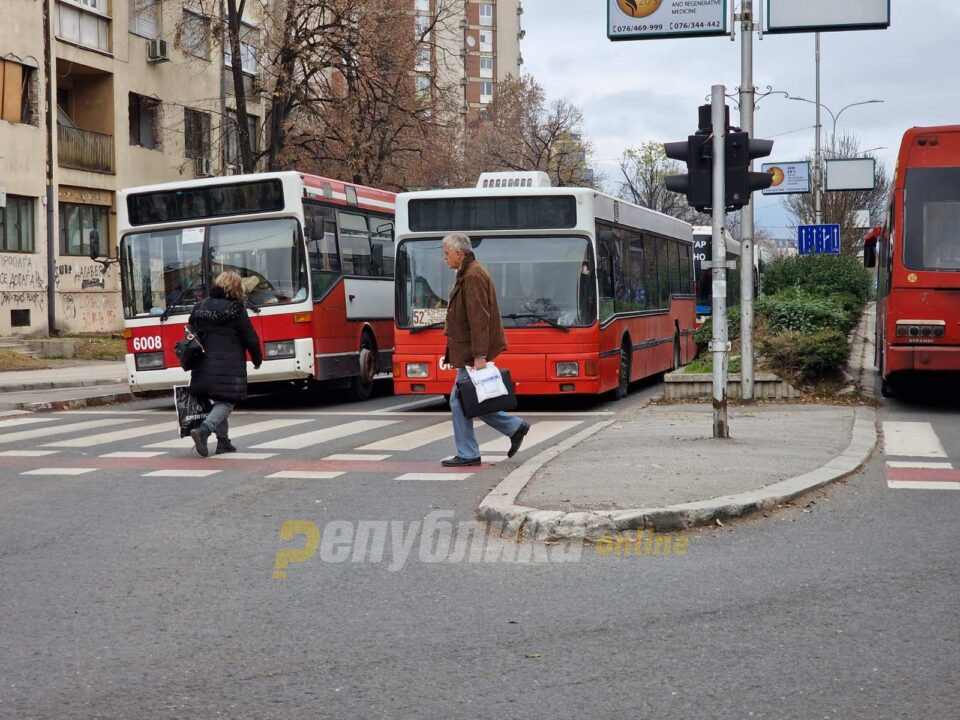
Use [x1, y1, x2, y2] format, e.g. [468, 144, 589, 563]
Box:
[797, 224, 841, 255]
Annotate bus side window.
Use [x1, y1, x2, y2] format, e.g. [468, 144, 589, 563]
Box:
[338, 212, 372, 276]
[305, 204, 340, 298]
[370, 219, 395, 277]
[597, 228, 615, 321]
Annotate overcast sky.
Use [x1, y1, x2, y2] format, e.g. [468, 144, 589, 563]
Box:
[519, 0, 959, 239]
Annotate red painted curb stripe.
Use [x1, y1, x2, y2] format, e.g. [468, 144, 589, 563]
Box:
[887, 467, 960, 483]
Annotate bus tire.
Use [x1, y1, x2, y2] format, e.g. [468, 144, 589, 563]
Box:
[615, 343, 631, 400]
[351, 333, 377, 401]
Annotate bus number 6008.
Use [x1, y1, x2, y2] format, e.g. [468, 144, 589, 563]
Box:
[133, 335, 162, 351]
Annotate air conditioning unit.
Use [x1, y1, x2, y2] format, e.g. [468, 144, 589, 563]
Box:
[195, 157, 214, 177]
[147, 38, 170, 63]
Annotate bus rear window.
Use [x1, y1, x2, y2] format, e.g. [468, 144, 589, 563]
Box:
[903, 167, 960, 271]
[127, 179, 285, 226]
[407, 196, 577, 232]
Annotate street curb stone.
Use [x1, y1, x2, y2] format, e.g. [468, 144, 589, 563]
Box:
[0, 378, 126, 394]
[18, 391, 135, 412]
[477, 407, 877, 541]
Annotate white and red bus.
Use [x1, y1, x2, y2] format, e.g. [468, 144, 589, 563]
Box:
[392, 171, 696, 398]
[118, 171, 396, 399]
[865, 125, 960, 396]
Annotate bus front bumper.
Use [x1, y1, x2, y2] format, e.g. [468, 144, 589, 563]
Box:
[887, 345, 960, 373]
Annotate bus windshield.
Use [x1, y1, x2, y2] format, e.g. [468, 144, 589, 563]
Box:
[120, 217, 307, 318]
[903, 167, 960, 271]
[396, 236, 596, 329]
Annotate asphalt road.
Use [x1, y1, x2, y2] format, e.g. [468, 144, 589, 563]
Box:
[0, 375, 957, 719]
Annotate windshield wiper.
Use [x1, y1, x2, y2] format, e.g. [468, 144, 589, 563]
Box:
[503, 313, 570, 332]
[410, 321, 445, 334]
[245, 296, 261, 314]
[161, 274, 202, 322]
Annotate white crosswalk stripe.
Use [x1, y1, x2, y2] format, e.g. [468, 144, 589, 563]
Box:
[0, 417, 62, 430]
[43, 422, 176, 448]
[0, 418, 136, 445]
[267, 471, 344, 479]
[143, 469, 221, 478]
[21, 467, 97, 476]
[145, 419, 313, 449]
[357, 422, 452, 451]
[252, 420, 401, 450]
[882, 421, 947, 458]
[0, 450, 60, 457]
[479, 420, 583, 454]
[100, 451, 166, 458]
[395, 472, 474, 481]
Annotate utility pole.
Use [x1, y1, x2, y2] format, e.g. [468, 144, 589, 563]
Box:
[738, 0, 756, 402]
[814, 32, 823, 224]
[710, 85, 729, 439]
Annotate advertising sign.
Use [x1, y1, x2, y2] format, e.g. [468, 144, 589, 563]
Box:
[825, 158, 876, 191]
[761, 161, 811, 195]
[608, 0, 728, 41]
[767, 0, 890, 33]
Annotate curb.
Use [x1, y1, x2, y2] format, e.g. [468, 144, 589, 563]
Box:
[0, 378, 127, 394]
[18, 391, 135, 412]
[478, 406, 878, 541]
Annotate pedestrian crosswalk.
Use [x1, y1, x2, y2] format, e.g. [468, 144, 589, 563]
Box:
[0, 410, 587, 483]
[883, 421, 960, 490]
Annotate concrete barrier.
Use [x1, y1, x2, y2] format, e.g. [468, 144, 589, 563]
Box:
[663, 371, 802, 400]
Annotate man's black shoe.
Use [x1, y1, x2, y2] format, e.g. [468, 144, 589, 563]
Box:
[190, 426, 211, 457]
[507, 421, 530, 458]
[441, 456, 481, 467]
[215, 439, 237, 455]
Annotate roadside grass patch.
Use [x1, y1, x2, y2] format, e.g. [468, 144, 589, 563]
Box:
[0, 349, 49, 371]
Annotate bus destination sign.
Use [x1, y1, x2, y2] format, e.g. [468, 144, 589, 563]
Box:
[608, 0, 728, 41]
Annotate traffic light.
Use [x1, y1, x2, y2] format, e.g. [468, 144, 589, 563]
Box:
[724, 131, 774, 210]
[664, 134, 713, 213]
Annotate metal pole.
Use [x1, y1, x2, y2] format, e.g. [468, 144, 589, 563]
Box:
[814, 32, 823, 224]
[711, 85, 729, 439]
[43, 0, 57, 335]
[739, 0, 755, 402]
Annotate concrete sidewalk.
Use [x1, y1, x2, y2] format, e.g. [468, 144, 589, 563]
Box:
[0, 360, 126, 393]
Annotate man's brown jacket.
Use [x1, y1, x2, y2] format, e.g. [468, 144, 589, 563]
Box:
[443, 253, 508, 368]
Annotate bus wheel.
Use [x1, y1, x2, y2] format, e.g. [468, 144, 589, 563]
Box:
[351, 334, 377, 401]
[615, 344, 631, 400]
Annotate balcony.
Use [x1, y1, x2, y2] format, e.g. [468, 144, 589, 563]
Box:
[58, 124, 114, 173]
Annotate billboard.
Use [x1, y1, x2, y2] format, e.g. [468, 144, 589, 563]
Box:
[761, 161, 811, 195]
[766, 0, 890, 33]
[826, 158, 876, 191]
[608, 0, 728, 41]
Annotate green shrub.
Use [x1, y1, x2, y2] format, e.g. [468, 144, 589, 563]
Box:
[756, 293, 851, 333]
[760, 328, 850, 382]
[762, 254, 872, 303]
[694, 306, 740, 352]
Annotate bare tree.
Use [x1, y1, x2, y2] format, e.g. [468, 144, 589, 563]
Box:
[780, 133, 889, 256]
[617, 141, 698, 220]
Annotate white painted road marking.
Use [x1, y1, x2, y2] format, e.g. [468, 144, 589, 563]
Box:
[0, 450, 60, 457]
[479, 420, 583, 454]
[886, 461, 953, 469]
[44, 422, 175, 448]
[323, 453, 392, 462]
[143, 469, 222, 478]
[0, 417, 62, 430]
[21, 467, 98, 476]
[882, 421, 947, 458]
[267, 471, 345, 479]
[253, 420, 401, 450]
[887, 480, 960, 490]
[100, 451, 167, 458]
[357, 422, 452, 451]
[146, 419, 314, 449]
[0, 419, 135, 444]
[394, 472, 474, 481]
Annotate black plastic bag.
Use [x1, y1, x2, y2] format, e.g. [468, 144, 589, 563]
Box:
[175, 386, 212, 438]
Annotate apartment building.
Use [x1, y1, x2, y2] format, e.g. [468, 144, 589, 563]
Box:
[0, 0, 266, 336]
[418, 0, 524, 122]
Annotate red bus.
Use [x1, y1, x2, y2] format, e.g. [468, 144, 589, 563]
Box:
[117, 171, 396, 400]
[866, 125, 960, 396]
[392, 171, 696, 398]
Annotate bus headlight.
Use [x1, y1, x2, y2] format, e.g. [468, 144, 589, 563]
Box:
[135, 352, 165, 370]
[264, 340, 296, 359]
[406, 362, 429, 378]
[556, 362, 579, 377]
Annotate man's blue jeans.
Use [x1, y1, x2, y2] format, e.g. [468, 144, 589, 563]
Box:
[449, 368, 523, 459]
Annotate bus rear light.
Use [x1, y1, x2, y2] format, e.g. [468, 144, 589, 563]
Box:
[406, 362, 429, 378]
[896, 320, 945, 339]
[584, 360, 599, 377]
[135, 352, 165, 370]
[556, 362, 579, 377]
[292, 312, 312, 323]
[264, 340, 296, 359]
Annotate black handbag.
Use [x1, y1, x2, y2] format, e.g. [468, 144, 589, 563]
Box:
[174, 324, 205, 371]
[455, 368, 517, 419]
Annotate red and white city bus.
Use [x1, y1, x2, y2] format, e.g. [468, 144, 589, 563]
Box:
[392, 171, 696, 398]
[865, 125, 960, 396]
[118, 171, 396, 400]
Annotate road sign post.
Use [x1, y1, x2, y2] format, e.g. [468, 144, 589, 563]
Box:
[710, 86, 729, 439]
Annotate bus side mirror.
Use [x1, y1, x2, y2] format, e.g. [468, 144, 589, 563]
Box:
[863, 244, 877, 268]
[88, 229, 101, 260]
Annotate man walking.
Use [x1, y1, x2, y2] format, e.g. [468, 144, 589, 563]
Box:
[440, 233, 529, 467]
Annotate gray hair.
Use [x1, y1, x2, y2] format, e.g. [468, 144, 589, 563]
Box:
[442, 232, 473, 254]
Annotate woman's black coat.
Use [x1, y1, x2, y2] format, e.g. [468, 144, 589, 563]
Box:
[188, 288, 263, 403]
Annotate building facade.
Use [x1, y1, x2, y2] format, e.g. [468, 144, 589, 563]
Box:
[0, 0, 266, 336]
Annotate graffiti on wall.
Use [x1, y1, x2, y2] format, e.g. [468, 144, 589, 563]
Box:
[54, 260, 117, 293]
[59, 292, 123, 332]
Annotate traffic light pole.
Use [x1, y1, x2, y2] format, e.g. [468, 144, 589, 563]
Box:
[710, 85, 730, 439]
[739, 1, 756, 402]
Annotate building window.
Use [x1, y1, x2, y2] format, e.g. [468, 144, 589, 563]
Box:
[479, 3, 493, 26]
[415, 0, 430, 11]
[480, 81, 494, 104]
[128, 0, 159, 38]
[225, 110, 258, 168]
[480, 56, 494, 78]
[0, 196, 36, 253]
[0, 60, 36, 125]
[415, 44, 431, 72]
[60, 203, 108, 257]
[184, 108, 211, 159]
[223, 21, 260, 75]
[129, 93, 161, 150]
[181, 9, 210, 59]
[415, 16, 431, 39]
[479, 30, 493, 52]
[56, 0, 112, 53]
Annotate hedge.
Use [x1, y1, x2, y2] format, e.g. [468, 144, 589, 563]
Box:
[762, 254, 872, 303]
[755, 292, 855, 334]
[694, 306, 740, 352]
[759, 328, 850, 382]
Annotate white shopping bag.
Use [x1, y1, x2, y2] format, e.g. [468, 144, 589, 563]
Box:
[466, 363, 509, 403]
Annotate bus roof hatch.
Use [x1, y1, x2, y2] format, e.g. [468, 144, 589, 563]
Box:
[476, 171, 552, 189]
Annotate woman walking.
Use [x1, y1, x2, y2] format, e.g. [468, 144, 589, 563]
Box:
[188, 271, 263, 457]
